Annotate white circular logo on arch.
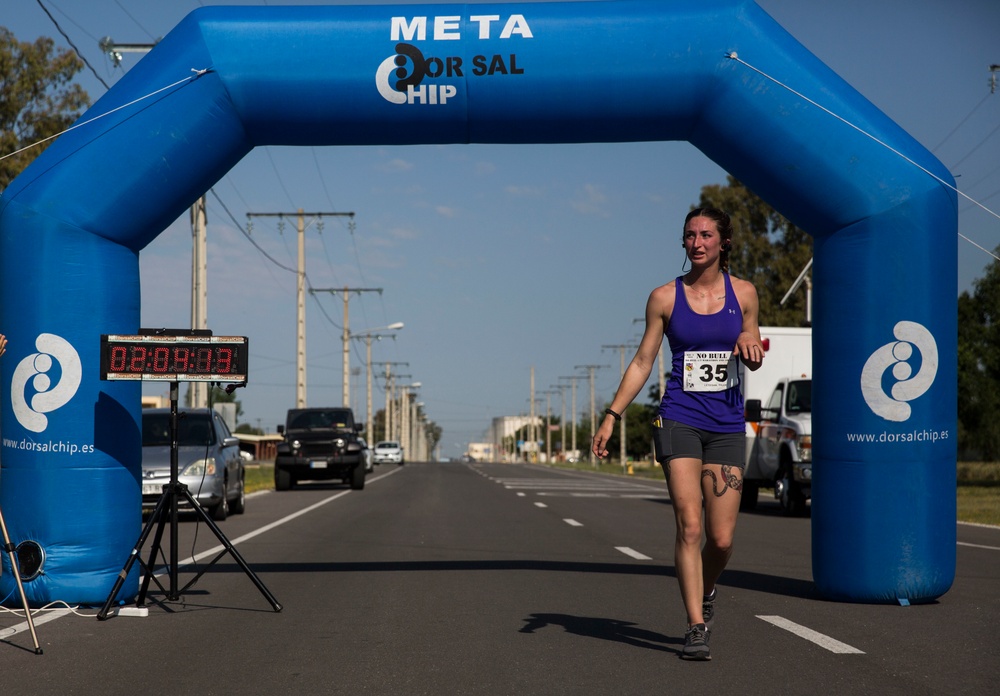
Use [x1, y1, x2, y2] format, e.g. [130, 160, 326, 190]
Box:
[860, 321, 938, 422]
[10, 333, 83, 433]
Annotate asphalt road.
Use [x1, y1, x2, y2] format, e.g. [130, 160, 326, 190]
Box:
[2, 461, 997, 695]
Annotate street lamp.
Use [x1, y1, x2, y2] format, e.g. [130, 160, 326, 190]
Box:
[349, 322, 404, 444]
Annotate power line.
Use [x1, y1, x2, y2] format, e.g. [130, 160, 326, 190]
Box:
[35, 0, 110, 90]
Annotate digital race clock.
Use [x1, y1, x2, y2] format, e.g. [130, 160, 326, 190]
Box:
[100, 332, 249, 382]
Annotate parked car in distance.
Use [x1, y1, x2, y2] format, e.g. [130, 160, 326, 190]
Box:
[141, 408, 246, 520]
[373, 440, 404, 465]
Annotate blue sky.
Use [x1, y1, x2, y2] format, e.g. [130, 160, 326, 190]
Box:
[4, 0, 999, 457]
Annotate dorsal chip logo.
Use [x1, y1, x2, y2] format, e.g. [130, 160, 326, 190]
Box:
[377, 14, 532, 105]
[10, 333, 83, 433]
[860, 321, 938, 422]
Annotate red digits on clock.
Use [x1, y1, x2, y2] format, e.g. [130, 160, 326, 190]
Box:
[216, 347, 232, 373]
[152, 347, 170, 372]
[173, 346, 189, 373]
[196, 348, 212, 372]
[110, 346, 127, 371]
[129, 346, 147, 372]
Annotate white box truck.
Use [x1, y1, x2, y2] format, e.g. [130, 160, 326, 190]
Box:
[740, 326, 812, 515]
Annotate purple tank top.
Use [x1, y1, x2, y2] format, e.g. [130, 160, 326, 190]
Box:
[659, 274, 745, 432]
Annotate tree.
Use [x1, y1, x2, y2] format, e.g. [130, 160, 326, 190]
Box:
[957, 251, 1000, 461]
[696, 176, 813, 327]
[599, 400, 657, 462]
[1, 27, 90, 190]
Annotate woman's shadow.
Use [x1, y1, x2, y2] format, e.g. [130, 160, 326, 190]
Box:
[519, 613, 683, 655]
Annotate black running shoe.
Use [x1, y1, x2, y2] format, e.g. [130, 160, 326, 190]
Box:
[702, 588, 717, 628]
[682, 623, 711, 661]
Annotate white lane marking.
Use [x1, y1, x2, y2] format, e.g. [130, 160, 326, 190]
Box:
[3, 607, 75, 638]
[534, 502, 548, 508]
[563, 518, 583, 527]
[615, 546, 652, 560]
[516, 492, 526, 497]
[756, 615, 865, 654]
[3, 467, 407, 637]
[958, 541, 1000, 551]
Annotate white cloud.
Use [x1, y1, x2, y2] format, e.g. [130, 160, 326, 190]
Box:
[379, 158, 415, 172]
[570, 183, 610, 217]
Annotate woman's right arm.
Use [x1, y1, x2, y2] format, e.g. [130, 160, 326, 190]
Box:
[593, 285, 672, 458]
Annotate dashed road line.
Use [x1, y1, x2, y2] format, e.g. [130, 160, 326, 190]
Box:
[493, 476, 666, 499]
[615, 546, 653, 560]
[563, 518, 583, 527]
[757, 615, 865, 654]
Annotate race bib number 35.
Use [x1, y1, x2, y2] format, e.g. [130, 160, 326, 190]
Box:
[683, 351, 738, 393]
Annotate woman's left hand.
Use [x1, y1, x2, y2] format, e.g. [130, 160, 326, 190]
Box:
[733, 331, 763, 368]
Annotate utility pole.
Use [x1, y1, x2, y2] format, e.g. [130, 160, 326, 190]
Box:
[311, 286, 383, 408]
[575, 364, 608, 466]
[539, 389, 557, 463]
[603, 343, 638, 473]
[550, 383, 569, 460]
[391, 374, 412, 441]
[382, 362, 409, 441]
[559, 376, 581, 462]
[350, 324, 402, 444]
[189, 195, 208, 407]
[529, 367, 536, 463]
[991, 64, 1000, 94]
[248, 210, 354, 408]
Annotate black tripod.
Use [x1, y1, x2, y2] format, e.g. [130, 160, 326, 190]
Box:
[97, 381, 281, 620]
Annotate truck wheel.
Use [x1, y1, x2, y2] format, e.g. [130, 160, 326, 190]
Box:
[778, 455, 807, 517]
[350, 464, 366, 490]
[275, 467, 293, 491]
[740, 480, 759, 511]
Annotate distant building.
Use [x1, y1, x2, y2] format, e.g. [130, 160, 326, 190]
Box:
[487, 415, 543, 462]
[467, 443, 495, 462]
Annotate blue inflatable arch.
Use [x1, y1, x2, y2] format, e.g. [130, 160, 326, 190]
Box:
[0, 0, 956, 605]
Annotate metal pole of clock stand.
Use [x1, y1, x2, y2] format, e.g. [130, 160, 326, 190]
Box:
[97, 380, 281, 619]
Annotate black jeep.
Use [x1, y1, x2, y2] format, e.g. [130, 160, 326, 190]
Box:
[274, 407, 367, 490]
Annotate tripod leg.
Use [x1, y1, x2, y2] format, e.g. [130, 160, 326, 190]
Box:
[0, 507, 43, 654]
[97, 488, 170, 620]
[137, 493, 174, 603]
[180, 487, 282, 612]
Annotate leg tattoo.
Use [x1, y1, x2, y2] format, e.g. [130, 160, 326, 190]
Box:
[702, 465, 744, 497]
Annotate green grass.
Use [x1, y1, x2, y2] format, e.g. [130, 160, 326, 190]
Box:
[243, 460, 1000, 527]
[956, 462, 1000, 526]
[245, 464, 275, 494]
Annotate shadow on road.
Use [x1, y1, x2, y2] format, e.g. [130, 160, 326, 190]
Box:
[207, 558, 819, 599]
[519, 612, 682, 653]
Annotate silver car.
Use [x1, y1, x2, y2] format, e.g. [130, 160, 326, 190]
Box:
[373, 440, 404, 465]
[141, 408, 246, 520]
